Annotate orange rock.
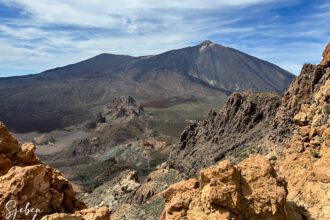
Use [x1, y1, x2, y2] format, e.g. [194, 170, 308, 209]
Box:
[279, 55, 330, 219]
[323, 127, 330, 147]
[0, 165, 86, 219]
[294, 112, 308, 126]
[0, 122, 21, 156]
[0, 123, 89, 220]
[17, 143, 40, 164]
[162, 178, 199, 202]
[41, 207, 110, 220]
[0, 123, 40, 171]
[0, 154, 13, 175]
[161, 156, 288, 220]
[314, 158, 330, 183]
[299, 125, 311, 137]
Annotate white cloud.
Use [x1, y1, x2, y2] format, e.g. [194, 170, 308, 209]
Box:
[1, 0, 278, 30]
[0, 0, 328, 76]
[0, 24, 47, 39]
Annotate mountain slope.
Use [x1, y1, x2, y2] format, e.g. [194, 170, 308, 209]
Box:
[131, 40, 293, 92]
[0, 41, 294, 132]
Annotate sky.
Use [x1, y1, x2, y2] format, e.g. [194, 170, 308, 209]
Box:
[0, 0, 329, 77]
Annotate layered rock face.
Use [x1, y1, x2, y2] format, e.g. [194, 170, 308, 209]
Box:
[168, 92, 281, 176]
[0, 123, 109, 220]
[161, 156, 288, 220]
[103, 96, 145, 121]
[268, 63, 327, 144]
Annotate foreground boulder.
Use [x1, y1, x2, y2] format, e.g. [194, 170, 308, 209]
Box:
[41, 207, 110, 220]
[0, 122, 109, 219]
[161, 156, 288, 220]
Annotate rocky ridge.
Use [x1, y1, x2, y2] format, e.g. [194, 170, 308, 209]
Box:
[268, 63, 326, 145]
[278, 47, 330, 219]
[168, 92, 281, 176]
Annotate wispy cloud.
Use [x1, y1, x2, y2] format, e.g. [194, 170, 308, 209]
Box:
[0, 0, 329, 76]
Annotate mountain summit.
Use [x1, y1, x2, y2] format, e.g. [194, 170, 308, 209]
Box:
[200, 39, 214, 46]
[128, 40, 294, 93]
[0, 41, 294, 132]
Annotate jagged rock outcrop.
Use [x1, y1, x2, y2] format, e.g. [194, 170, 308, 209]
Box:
[268, 44, 330, 145]
[103, 96, 144, 121]
[277, 47, 330, 219]
[0, 123, 40, 175]
[161, 156, 288, 220]
[0, 122, 109, 220]
[71, 96, 147, 158]
[83, 96, 143, 129]
[268, 62, 327, 145]
[168, 92, 281, 176]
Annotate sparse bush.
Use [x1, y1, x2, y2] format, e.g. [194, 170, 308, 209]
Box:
[269, 155, 277, 161]
[310, 149, 321, 158]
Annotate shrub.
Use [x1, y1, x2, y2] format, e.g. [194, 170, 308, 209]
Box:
[269, 155, 277, 161]
[310, 149, 321, 158]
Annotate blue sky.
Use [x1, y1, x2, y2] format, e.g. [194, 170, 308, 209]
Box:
[0, 0, 329, 77]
